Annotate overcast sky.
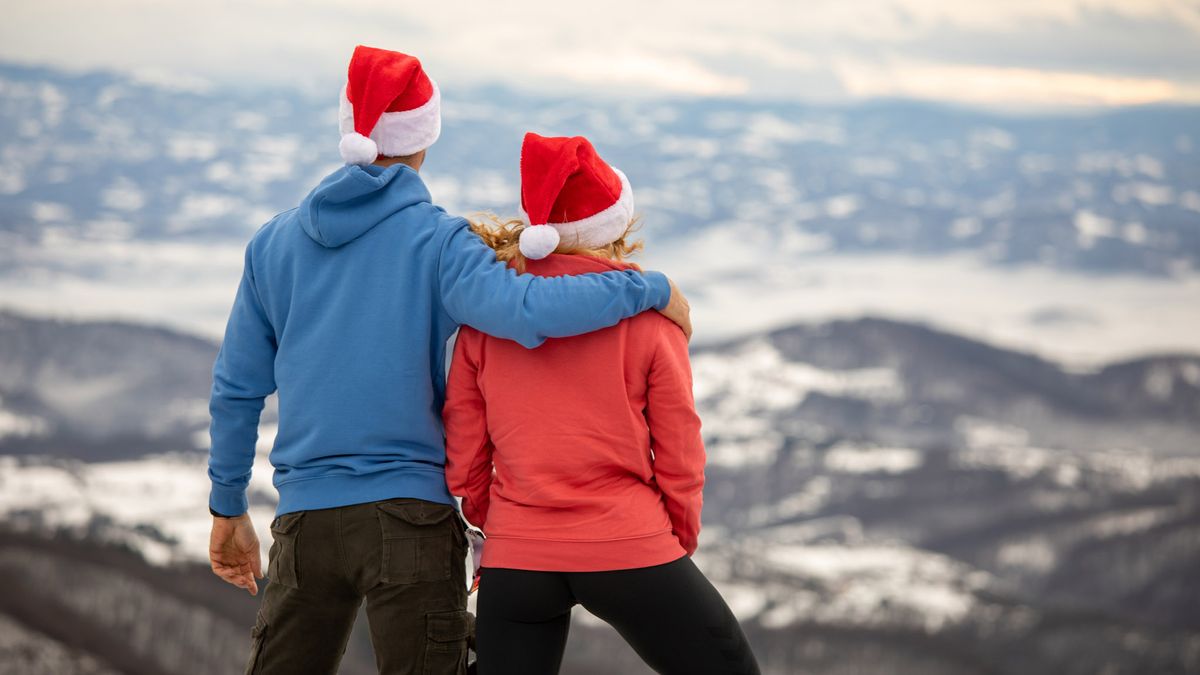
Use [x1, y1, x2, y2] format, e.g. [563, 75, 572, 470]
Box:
[3, 0, 1199, 110]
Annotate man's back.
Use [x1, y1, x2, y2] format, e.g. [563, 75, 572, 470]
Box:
[231, 162, 460, 514]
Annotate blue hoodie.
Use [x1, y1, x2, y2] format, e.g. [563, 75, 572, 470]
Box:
[208, 163, 671, 517]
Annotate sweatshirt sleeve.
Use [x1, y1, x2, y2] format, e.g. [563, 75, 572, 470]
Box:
[437, 219, 671, 349]
[207, 244, 277, 517]
[443, 330, 495, 529]
[645, 319, 706, 555]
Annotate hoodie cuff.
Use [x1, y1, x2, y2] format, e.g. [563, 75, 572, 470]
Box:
[209, 485, 248, 518]
[643, 271, 672, 311]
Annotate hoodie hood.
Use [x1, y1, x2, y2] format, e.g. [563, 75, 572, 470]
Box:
[298, 162, 432, 248]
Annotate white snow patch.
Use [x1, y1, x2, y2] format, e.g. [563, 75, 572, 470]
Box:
[996, 538, 1057, 575]
[30, 201, 72, 224]
[1143, 365, 1176, 400]
[183, 193, 242, 218]
[0, 164, 27, 194]
[0, 431, 280, 566]
[705, 436, 783, 468]
[1112, 182, 1173, 207]
[744, 477, 832, 525]
[0, 397, 49, 439]
[1133, 154, 1165, 179]
[83, 218, 135, 241]
[205, 161, 237, 185]
[1074, 210, 1115, 248]
[1122, 222, 1148, 245]
[957, 424, 1200, 490]
[824, 194, 861, 219]
[950, 216, 983, 239]
[693, 340, 904, 411]
[39, 83, 67, 127]
[658, 135, 720, 160]
[755, 543, 985, 632]
[824, 444, 922, 474]
[969, 127, 1014, 151]
[851, 157, 898, 177]
[101, 178, 146, 212]
[1181, 362, 1200, 386]
[1181, 191, 1200, 213]
[738, 113, 845, 156]
[167, 134, 219, 162]
[232, 111, 268, 132]
[243, 135, 300, 185]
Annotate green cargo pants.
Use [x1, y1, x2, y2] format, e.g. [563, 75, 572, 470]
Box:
[243, 497, 472, 675]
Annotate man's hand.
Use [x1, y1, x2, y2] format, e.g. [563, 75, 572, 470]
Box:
[656, 278, 692, 342]
[209, 513, 263, 596]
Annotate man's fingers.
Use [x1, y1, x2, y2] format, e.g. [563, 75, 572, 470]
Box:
[229, 572, 257, 595]
[657, 278, 693, 342]
[210, 516, 262, 594]
[212, 562, 260, 594]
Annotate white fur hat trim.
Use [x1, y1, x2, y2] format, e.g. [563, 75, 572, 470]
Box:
[519, 168, 634, 251]
[338, 80, 442, 161]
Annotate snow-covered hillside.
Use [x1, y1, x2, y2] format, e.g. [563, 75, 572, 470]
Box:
[2, 61, 1200, 366]
[1, 314, 1198, 673]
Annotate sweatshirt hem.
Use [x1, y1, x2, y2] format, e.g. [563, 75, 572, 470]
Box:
[275, 469, 453, 516]
[481, 529, 686, 572]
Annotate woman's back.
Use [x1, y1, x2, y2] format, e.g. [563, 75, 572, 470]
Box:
[444, 253, 704, 572]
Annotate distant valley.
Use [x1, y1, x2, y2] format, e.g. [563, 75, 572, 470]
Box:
[1, 311, 1197, 674]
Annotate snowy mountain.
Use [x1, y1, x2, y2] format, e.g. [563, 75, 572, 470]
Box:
[0, 311, 219, 459]
[2, 60, 1199, 277]
[4, 60, 1199, 366]
[685, 320, 1200, 674]
[1, 314, 1197, 673]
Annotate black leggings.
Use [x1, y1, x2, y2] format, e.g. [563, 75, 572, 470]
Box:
[475, 556, 760, 675]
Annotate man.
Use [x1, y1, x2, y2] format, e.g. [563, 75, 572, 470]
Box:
[206, 46, 691, 675]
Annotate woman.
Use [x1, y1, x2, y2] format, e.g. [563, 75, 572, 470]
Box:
[443, 132, 759, 675]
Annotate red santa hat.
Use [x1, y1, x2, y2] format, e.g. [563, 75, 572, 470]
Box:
[337, 46, 441, 165]
[518, 133, 635, 260]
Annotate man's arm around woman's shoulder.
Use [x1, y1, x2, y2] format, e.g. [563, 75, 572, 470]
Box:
[436, 218, 691, 348]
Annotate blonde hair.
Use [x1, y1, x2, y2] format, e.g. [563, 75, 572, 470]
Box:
[468, 213, 644, 274]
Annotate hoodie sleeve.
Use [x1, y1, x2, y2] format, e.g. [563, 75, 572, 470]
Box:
[645, 318, 705, 556]
[443, 329, 494, 529]
[207, 243, 278, 517]
[437, 219, 671, 349]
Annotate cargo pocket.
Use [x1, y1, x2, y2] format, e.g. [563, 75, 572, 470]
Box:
[267, 512, 304, 590]
[243, 615, 268, 675]
[378, 501, 456, 585]
[423, 609, 471, 675]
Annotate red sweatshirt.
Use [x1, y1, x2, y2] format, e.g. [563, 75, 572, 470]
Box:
[443, 253, 705, 572]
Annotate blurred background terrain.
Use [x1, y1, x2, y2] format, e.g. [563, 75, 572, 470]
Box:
[2, 1, 1199, 673]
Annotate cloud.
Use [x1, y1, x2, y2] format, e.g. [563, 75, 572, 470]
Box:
[1, 0, 1198, 109]
[531, 49, 749, 97]
[836, 59, 1187, 109]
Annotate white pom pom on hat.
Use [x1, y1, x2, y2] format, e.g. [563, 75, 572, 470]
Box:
[518, 224, 561, 260]
[338, 132, 379, 165]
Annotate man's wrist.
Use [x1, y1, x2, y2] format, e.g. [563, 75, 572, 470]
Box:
[209, 485, 249, 517]
[643, 270, 671, 311]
